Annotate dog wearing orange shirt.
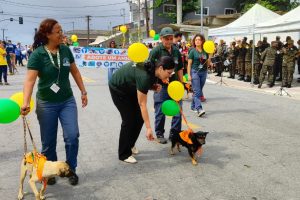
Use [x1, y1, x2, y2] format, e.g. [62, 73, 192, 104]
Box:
[18, 151, 74, 200]
[170, 130, 208, 165]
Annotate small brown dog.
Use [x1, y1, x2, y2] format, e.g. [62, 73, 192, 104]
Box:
[170, 129, 208, 165]
[18, 151, 74, 200]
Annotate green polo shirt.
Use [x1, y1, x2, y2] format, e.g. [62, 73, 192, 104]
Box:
[148, 43, 183, 83]
[188, 48, 208, 71]
[27, 44, 74, 102]
[109, 62, 152, 95]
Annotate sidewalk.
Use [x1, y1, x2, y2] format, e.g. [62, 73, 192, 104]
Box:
[206, 71, 300, 101]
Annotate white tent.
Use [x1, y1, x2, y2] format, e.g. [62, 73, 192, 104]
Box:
[89, 36, 107, 46]
[209, 4, 280, 37]
[255, 6, 300, 33]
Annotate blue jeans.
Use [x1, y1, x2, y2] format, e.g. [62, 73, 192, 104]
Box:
[191, 69, 207, 111]
[153, 86, 182, 138]
[0, 66, 8, 82]
[36, 96, 79, 171]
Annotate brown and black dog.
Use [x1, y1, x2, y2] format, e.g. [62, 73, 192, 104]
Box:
[170, 129, 208, 165]
[18, 151, 74, 200]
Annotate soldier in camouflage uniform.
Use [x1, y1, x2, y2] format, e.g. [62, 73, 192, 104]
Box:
[244, 40, 252, 82]
[253, 41, 263, 85]
[215, 40, 226, 76]
[258, 41, 277, 88]
[227, 41, 238, 79]
[237, 39, 247, 81]
[282, 40, 298, 88]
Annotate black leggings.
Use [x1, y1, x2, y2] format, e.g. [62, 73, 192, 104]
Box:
[109, 86, 144, 160]
[0, 65, 8, 83]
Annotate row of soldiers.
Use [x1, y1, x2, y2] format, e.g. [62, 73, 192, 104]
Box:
[217, 36, 300, 88]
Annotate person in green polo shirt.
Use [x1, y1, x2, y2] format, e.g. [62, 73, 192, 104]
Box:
[148, 27, 184, 144]
[109, 56, 175, 163]
[21, 19, 87, 186]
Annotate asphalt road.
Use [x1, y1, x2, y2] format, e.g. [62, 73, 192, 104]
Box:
[0, 66, 299, 200]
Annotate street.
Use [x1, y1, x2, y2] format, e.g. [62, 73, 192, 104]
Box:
[0, 67, 300, 200]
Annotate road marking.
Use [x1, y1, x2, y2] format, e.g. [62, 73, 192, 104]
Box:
[82, 76, 96, 83]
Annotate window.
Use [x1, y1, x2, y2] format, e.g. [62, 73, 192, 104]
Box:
[224, 8, 236, 15]
[163, 4, 176, 14]
[195, 7, 209, 16]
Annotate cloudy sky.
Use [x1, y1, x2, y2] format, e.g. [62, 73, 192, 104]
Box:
[0, 0, 130, 45]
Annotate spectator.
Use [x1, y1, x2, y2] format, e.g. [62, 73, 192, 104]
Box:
[0, 40, 9, 85]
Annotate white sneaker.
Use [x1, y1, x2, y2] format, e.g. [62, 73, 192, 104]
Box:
[131, 146, 139, 155]
[123, 156, 137, 164]
[197, 110, 206, 117]
[190, 109, 197, 113]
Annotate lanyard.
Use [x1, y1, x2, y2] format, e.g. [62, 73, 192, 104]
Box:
[44, 46, 61, 84]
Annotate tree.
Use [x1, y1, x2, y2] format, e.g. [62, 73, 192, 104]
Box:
[152, 0, 199, 22]
[234, 0, 299, 12]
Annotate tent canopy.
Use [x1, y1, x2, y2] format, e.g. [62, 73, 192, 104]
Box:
[255, 6, 300, 33]
[209, 4, 280, 36]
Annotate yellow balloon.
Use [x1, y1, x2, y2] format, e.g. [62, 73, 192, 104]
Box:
[203, 40, 215, 54]
[71, 35, 78, 42]
[120, 25, 127, 34]
[10, 92, 34, 112]
[167, 81, 184, 101]
[149, 30, 156, 38]
[127, 43, 149, 63]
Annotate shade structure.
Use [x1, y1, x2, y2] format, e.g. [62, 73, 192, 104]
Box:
[209, 4, 280, 37]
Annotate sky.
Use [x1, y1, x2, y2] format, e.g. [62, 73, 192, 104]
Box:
[0, 0, 130, 45]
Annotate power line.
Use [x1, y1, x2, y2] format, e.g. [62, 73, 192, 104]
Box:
[0, 0, 127, 9]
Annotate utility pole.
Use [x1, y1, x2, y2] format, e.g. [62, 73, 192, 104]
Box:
[86, 15, 91, 46]
[72, 22, 75, 32]
[138, 0, 141, 42]
[144, 0, 149, 38]
[200, 0, 203, 34]
[177, 0, 182, 25]
[121, 8, 125, 25]
[1, 28, 7, 41]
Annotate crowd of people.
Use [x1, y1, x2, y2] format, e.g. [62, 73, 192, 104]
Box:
[0, 39, 33, 85]
[211, 36, 300, 88]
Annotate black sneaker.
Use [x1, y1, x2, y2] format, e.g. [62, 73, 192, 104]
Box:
[68, 172, 79, 186]
[47, 177, 56, 185]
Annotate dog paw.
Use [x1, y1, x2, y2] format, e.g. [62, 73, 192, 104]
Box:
[17, 193, 24, 200]
[192, 160, 198, 166]
[169, 149, 175, 155]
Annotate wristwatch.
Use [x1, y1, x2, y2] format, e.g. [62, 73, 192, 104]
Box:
[81, 91, 87, 96]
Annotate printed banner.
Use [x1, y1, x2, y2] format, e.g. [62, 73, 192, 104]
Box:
[70, 46, 130, 68]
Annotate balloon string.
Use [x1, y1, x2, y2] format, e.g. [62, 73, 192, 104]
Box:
[165, 80, 193, 132]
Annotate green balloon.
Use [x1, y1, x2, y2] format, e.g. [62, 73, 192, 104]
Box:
[154, 34, 160, 41]
[184, 73, 189, 81]
[161, 100, 180, 116]
[0, 98, 20, 124]
[73, 42, 79, 47]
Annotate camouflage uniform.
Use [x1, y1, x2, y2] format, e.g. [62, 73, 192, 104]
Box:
[244, 45, 252, 82]
[227, 46, 237, 78]
[237, 45, 246, 79]
[282, 43, 298, 87]
[253, 47, 262, 84]
[259, 46, 276, 87]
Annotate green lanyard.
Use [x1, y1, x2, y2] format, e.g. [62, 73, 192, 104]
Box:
[44, 46, 61, 84]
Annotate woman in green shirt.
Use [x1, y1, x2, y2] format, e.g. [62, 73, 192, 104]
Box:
[21, 19, 87, 185]
[109, 56, 175, 163]
[187, 34, 211, 117]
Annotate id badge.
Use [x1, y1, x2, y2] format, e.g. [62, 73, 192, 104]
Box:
[50, 83, 60, 93]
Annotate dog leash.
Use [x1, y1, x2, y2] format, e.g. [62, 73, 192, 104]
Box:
[22, 116, 37, 154]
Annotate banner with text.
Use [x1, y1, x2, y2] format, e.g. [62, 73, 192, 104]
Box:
[70, 47, 130, 68]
